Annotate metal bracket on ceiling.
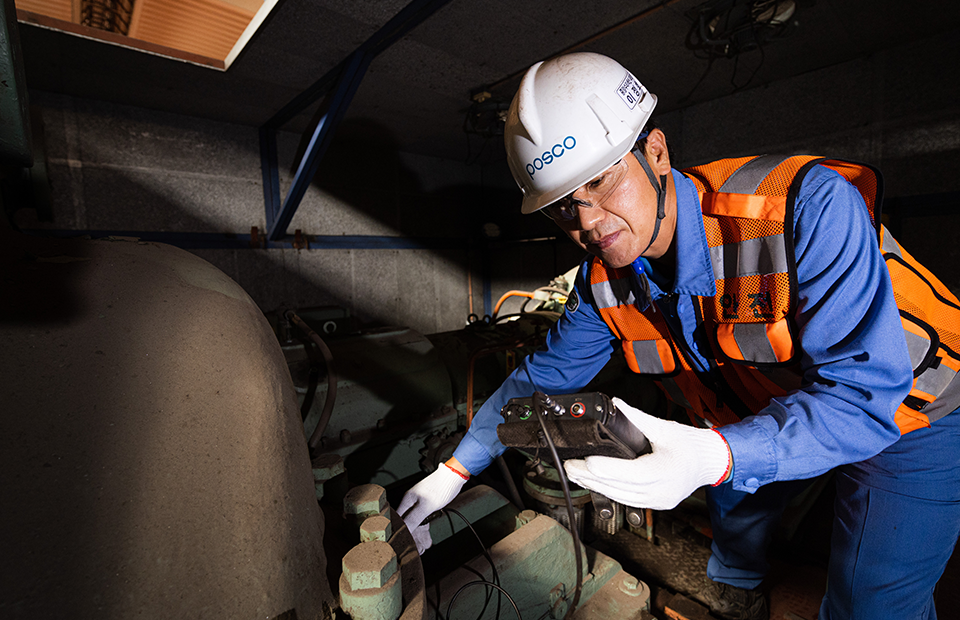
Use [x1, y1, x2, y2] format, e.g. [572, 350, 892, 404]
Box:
[259, 0, 455, 244]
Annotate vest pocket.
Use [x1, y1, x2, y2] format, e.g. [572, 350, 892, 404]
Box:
[714, 318, 797, 367]
[899, 311, 960, 420]
[623, 338, 680, 376]
[900, 311, 940, 379]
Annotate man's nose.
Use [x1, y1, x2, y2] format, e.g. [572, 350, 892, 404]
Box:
[576, 202, 604, 230]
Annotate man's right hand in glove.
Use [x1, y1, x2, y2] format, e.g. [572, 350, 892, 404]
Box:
[563, 398, 732, 510]
[397, 458, 470, 554]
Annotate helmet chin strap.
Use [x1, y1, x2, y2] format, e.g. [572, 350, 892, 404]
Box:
[631, 145, 667, 256]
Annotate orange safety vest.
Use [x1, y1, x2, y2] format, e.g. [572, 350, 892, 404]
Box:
[590, 155, 960, 434]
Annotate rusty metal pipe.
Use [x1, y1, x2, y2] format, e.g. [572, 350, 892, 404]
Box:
[285, 310, 337, 452]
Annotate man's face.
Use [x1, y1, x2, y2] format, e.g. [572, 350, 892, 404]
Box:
[552, 152, 661, 268]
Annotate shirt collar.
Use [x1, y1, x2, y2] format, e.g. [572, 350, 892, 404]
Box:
[643, 168, 717, 300]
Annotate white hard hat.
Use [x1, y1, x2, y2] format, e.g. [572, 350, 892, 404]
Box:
[505, 53, 657, 214]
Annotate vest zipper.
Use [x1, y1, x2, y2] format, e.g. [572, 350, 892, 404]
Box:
[651, 294, 725, 417]
[694, 300, 754, 419]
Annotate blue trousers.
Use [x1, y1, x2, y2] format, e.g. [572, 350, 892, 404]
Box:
[706, 412, 960, 619]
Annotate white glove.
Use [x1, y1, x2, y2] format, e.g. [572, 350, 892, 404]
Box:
[397, 463, 468, 554]
[563, 398, 731, 510]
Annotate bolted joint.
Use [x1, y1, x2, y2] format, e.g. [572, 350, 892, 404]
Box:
[344, 484, 387, 519]
[342, 541, 398, 590]
[340, 540, 403, 620]
[549, 583, 568, 619]
[515, 509, 538, 530]
[360, 515, 392, 543]
[618, 574, 650, 600]
[626, 508, 644, 528]
[312, 453, 346, 482]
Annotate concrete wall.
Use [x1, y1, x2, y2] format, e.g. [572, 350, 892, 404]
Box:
[21, 27, 957, 333]
[18, 91, 569, 335]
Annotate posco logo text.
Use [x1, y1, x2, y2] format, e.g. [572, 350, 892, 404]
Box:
[526, 136, 576, 178]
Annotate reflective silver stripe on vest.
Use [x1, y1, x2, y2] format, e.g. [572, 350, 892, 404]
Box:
[732, 323, 779, 364]
[660, 378, 693, 410]
[917, 372, 960, 423]
[916, 363, 959, 402]
[904, 329, 933, 371]
[709, 234, 788, 281]
[632, 340, 666, 374]
[881, 225, 902, 258]
[719, 155, 793, 194]
[592, 276, 636, 308]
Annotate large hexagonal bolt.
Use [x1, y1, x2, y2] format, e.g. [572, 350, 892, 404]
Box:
[344, 484, 388, 520]
[618, 574, 650, 600]
[339, 540, 402, 620]
[360, 515, 392, 543]
[515, 509, 538, 530]
[312, 453, 346, 501]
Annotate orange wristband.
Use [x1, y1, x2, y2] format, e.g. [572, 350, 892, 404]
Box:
[710, 429, 732, 486]
[444, 463, 469, 481]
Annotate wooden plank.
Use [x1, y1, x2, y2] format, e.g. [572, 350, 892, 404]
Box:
[15, 9, 225, 70]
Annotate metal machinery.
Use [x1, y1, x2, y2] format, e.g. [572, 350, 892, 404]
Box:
[270, 269, 671, 619]
[3, 237, 337, 619]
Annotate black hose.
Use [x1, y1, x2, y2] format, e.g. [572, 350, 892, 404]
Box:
[284, 310, 337, 452]
[443, 507, 505, 620]
[446, 581, 522, 620]
[533, 391, 582, 619]
[496, 455, 525, 511]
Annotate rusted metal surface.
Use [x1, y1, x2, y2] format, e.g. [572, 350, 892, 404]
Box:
[570, 570, 651, 620]
[340, 540, 402, 620]
[342, 541, 398, 590]
[427, 512, 647, 620]
[389, 507, 429, 620]
[664, 592, 710, 620]
[312, 452, 346, 500]
[2, 236, 333, 618]
[345, 483, 388, 519]
[592, 519, 714, 603]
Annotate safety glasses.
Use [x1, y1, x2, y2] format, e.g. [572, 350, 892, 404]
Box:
[541, 158, 628, 223]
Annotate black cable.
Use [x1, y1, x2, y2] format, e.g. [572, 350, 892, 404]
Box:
[446, 581, 522, 620]
[731, 43, 766, 91]
[442, 507, 504, 620]
[679, 56, 716, 104]
[451, 566, 498, 620]
[532, 392, 582, 619]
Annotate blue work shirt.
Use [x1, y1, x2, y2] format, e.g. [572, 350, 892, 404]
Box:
[453, 165, 913, 494]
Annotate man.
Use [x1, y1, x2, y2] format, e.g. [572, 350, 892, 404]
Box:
[399, 53, 960, 620]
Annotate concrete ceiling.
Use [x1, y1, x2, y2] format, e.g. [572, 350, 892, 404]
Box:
[17, 0, 960, 163]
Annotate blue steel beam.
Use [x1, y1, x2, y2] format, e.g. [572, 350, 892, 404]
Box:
[267, 51, 368, 241]
[261, 0, 455, 242]
[21, 230, 472, 251]
[259, 125, 281, 232]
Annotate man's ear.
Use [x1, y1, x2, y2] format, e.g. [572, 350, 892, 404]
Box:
[644, 128, 671, 176]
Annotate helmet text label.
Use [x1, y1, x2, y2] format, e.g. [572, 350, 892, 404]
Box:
[526, 136, 576, 178]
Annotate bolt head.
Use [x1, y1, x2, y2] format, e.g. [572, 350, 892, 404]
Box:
[515, 509, 538, 530]
[626, 510, 643, 527]
[619, 574, 646, 597]
[344, 484, 387, 518]
[312, 453, 345, 482]
[342, 541, 398, 590]
[360, 515, 392, 542]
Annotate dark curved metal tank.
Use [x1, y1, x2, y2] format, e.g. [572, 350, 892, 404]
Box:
[1, 233, 335, 619]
